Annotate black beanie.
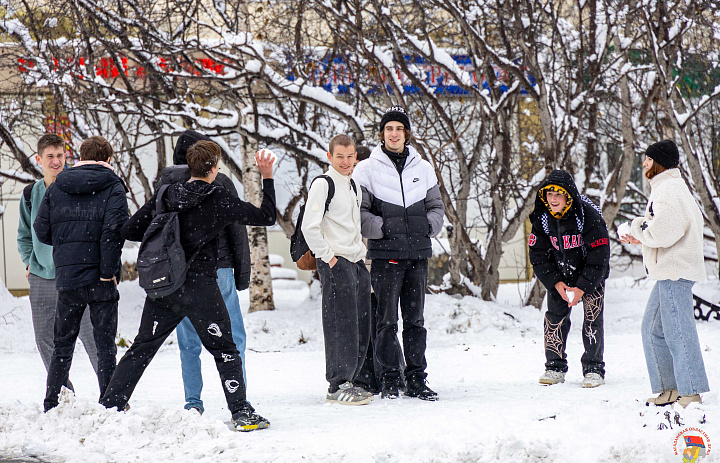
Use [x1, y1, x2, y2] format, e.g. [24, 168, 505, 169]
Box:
[645, 139, 679, 169]
[379, 106, 411, 132]
[173, 130, 212, 166]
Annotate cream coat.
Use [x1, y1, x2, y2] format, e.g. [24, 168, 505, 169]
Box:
[630, 168, 706, 282]
[301, 166, 366, 264]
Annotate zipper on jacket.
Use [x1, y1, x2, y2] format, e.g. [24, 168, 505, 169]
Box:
[398, 162, 411, 251]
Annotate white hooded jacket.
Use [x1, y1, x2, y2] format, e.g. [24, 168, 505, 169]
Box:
[630, 168, 706, 282]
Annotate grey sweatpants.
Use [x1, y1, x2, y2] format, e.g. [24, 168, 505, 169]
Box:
[29, 273, 99, 384]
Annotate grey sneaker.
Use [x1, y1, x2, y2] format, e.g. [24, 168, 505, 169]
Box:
[582, 372, 605, 388]
[353, 386, 375, 399]
[326, 382, 372, 405]
[539, 370, 566, 385]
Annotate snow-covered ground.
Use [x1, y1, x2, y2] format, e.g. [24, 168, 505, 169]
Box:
[1, 276, 719, 462]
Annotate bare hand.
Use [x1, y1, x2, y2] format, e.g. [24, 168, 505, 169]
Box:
[620, 234, 641, 245]
[554, 281, 571, 304]
[567, 287, 584, 307]
[25, 267, 30, 279]
[329, 256, 338, 268]
[255, 149, 275, 179]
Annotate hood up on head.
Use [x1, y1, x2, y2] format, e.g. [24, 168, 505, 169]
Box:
[539, 184, 573, 219]
[173, 130, 212, 166]
[531, 170, 581, 221]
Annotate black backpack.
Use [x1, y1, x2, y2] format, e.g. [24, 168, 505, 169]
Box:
[136, 185, 203, 299]
[290, 175, 357, 263]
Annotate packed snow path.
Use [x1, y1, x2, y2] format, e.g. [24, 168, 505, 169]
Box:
[1, 277, 718, 462]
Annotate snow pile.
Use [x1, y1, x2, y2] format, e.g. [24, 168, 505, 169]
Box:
[0, 279, 34, 353]
[0, 391, 243, 463]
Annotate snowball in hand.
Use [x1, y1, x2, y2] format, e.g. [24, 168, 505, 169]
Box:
[565, 290, 575, 304]
[256, 149, 277, 166]
[616, 222, 631, 239]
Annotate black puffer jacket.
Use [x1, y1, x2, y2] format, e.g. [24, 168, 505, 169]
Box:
[528, 170, 610, 295]
[158, 166, 251, 290]
[34, 165, 129, 290]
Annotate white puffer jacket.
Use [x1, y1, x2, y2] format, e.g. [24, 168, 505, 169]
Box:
[630, 168, 706, 282]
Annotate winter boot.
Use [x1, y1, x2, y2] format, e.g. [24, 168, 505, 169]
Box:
[381, 377, 400, 400]
[646, 389, 679, 407]
[232, 402, 270, 432]
[581, 372, 605, 388]
[404, 375, 438, 401]
[326, 382, 372, 405]
[676, 394, 702, 408]
[539, 370, 565, 385]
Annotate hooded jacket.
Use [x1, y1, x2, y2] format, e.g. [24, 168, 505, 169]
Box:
[528, 170, 610, 295]
[630, 168, 706, 282]
[158, 166, 251, 290]
[351, 144, 444, 260]
[121, 178, 275, 279]
[160, 129, 252, 289]
[34, 164, 129, 290]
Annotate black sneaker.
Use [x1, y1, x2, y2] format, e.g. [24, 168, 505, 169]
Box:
[405, 376, 438, 401]
[381, 378, 400, 399]
[232, 404, 270, 432]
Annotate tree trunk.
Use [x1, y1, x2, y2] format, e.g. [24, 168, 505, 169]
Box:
[601, 32, 637, 227]
[524, 277, 546, 309]
[241, 133, 276, 312]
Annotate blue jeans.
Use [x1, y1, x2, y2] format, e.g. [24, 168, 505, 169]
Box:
[641, 279, 710, 396]
[176, 268, 247, 412]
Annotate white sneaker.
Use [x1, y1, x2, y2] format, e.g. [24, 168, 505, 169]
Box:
[582, 372, 605, 388]
[326, 382, 372, 405]
[539, 370, 566, 385]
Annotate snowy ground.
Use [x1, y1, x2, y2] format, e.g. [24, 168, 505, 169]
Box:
[1, 276, 719, 463]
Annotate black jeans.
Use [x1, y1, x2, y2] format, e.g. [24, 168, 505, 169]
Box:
[44, 280, 119, 411]
[316, 257, 371, 392]
[100, 274, 248, 414]
[544, 283, 605, 376]
[371, 258, 428, 384]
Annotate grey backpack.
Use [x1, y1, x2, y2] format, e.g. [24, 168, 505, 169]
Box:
[137, 185, 202, 299]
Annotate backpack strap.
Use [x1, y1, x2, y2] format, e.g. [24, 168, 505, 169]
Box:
[154, 184, 171, 215]
[319, 175, 335, 214]
[22, 183, 34, 212]
[350, 178, 357, 196]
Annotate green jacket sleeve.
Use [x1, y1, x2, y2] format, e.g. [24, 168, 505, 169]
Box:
[17, 189, 33, 267]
